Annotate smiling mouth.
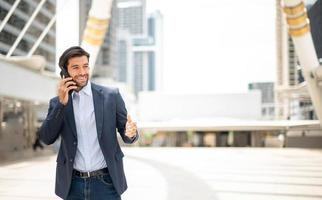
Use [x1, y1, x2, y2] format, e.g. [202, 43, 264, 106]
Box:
[77, 76, 87, 82]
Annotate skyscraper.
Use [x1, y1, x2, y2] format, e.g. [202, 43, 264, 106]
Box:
[131, 11, 163, 95]
[114, 0, 147, 93]
[104, 0, 162, 96]
[249, 82, 275, 119]
[91, 0, 146, 81]
[79, 0, 163, 96]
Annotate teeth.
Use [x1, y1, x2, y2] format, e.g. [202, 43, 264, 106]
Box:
[76, 76, 87, 82]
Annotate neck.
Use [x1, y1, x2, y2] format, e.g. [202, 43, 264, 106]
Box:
[75, 81, 89, 92]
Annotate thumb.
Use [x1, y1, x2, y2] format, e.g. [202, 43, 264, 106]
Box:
[127, 114, 132, 123]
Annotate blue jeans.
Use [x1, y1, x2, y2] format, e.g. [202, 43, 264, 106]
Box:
[66, 173, 121, 200]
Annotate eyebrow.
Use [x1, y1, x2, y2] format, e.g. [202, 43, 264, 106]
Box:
[71, 63, 88, 68]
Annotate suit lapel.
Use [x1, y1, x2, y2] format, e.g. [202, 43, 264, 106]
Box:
[91, 83, 104, 138]
[65, 96, 77, 138]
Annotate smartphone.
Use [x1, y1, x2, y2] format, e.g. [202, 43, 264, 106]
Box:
[60, 68, 76, 95]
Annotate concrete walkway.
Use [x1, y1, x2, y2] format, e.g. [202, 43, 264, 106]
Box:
[1, 148, 322, 200]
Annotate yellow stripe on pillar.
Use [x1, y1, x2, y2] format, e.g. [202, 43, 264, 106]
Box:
[288, 23, 310, 37]
[84, 26, 108, 37]
[283, 1, 305, 15]
[87, 16, 109, 26]
[83, 36, 105, 46]
[82, 16, 110, 46]
[286, 13, 308, 26]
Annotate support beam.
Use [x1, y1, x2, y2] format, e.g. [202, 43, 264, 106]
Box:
[282, 0, 322, 127]
[0, 0, 21, 33]
[0, 98, 2, 138]
[0, 60, 58, 103]
[6, 0, 47, 57]
[28, 14, 56, 57]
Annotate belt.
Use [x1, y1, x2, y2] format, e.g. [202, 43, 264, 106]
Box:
[73, 168, 108, 178]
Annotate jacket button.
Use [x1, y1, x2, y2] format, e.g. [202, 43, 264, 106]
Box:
[70, 159, 73, 162]
[73, 142, 77, 145]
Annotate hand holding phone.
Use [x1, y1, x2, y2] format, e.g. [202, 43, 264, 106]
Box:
[60, 68, 77, 95]
[58, 69, 77, 105]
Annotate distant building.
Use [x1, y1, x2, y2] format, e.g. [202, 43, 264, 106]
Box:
[131, 11, 163, 94]
[77, 0, 159, 109]
[82, 0, 163, 96]
[248, 82, 275, 119]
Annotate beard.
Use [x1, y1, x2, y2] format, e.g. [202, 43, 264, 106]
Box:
[73, 74, 89, 92]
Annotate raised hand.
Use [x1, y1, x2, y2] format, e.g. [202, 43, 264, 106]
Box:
[125, 115, 137, 138]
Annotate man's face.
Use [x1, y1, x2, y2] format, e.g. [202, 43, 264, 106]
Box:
[67, 55, 89, 88]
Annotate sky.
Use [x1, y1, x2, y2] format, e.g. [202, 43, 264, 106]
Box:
[146, 0, 276, 94]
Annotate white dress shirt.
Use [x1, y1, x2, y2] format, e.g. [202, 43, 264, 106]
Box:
[72, 83, 107, 172]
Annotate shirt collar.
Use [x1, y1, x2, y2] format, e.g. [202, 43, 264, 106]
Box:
[81, 82, 92, 96]
[72, 82, 92, 98]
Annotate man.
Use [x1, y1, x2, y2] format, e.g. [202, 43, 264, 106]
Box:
[32, 128, 44, 151]
[40, 46, 138, 200]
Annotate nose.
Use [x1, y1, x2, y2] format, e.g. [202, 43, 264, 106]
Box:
[79, 66, 87, 75]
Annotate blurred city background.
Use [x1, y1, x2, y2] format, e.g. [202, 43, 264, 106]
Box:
[1, 0, 322, 199]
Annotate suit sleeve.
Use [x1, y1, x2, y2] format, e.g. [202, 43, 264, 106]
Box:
[115, 89, 139, 144]
[39, 98, 65, 145]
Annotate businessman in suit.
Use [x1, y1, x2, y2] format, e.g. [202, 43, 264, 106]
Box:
[40, 46, 138, 200]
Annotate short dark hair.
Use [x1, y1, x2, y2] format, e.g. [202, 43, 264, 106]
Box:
[58, 46, 90, 70]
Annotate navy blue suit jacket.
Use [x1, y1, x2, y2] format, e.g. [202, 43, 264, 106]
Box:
[39, 83, 138, 199]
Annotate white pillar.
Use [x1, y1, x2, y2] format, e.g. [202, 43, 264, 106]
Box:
[153, 12, 164, 91]
[282, 0, 322, 124]
[81, 0, 113, 77]
[55, 0, 80, 76]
